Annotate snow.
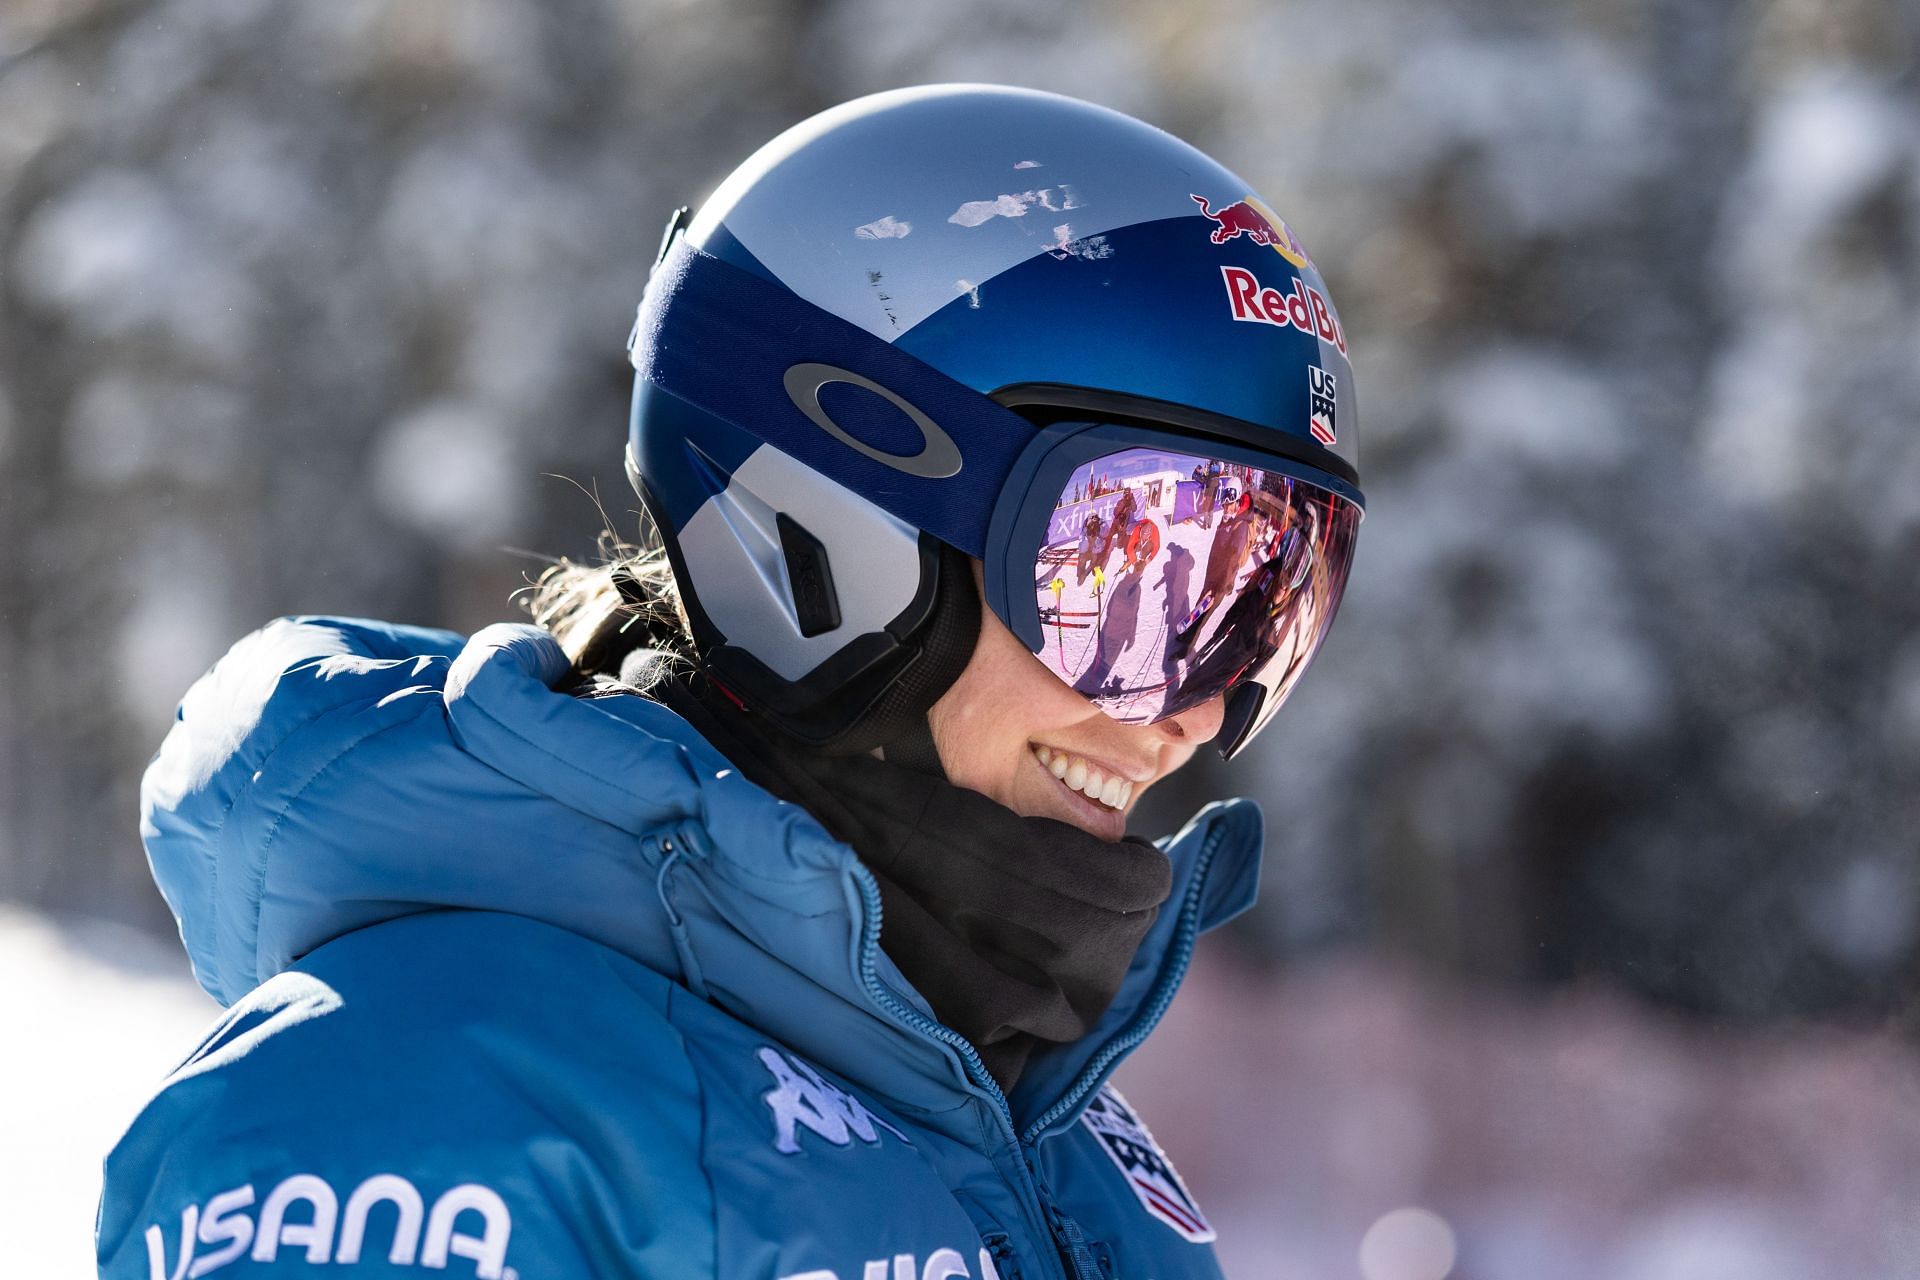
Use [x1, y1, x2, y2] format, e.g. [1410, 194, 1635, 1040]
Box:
[0, 907, 217, 1278]
[371, 398, 526, 552]
[13, 167, 260, 366]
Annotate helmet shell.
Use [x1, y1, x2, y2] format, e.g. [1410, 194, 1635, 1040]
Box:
[629, 84, 1358, 745]
[685, 83, 1356, 474]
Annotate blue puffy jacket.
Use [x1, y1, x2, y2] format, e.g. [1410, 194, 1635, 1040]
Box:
[99, 617, 1264, 1280]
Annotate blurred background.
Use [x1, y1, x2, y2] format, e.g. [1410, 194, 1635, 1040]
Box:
[2, 0, 1917, 1275]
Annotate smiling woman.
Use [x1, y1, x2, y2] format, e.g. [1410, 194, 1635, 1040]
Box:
[100, 85, 1361, 1280]
[928, 563, 1224, 844]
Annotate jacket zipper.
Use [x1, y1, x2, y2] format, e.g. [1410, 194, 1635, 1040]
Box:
[850, 863, 1099, 1280]
[981, 1232, 1021, 1280]
[849, 812, 1231, 1279]
[1018, 817, 1231, 1145]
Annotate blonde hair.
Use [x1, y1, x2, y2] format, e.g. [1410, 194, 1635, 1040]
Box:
[517, 520, 693, 692]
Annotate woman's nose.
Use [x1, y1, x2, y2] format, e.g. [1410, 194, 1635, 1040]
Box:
[1155, 693, 1226, 747]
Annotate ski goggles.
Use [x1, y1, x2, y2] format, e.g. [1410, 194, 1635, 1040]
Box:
[637, 241, 1363, 758]
[982, 420, 1361, 759]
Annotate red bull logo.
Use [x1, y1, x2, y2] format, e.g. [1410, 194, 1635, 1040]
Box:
[1191, 193, 1313, 270]
[1219, 264, 1348, 356]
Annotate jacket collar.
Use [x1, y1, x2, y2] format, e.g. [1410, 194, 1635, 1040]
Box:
[142, 617, 1263, 1138]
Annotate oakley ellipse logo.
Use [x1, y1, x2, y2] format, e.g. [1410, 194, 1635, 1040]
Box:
[782, 362, 963, 479]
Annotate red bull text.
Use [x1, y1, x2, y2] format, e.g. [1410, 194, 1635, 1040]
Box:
[1219, 265, 1348, 356]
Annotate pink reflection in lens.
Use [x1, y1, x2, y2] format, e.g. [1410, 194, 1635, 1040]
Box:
[1032, 448, 1358, 734]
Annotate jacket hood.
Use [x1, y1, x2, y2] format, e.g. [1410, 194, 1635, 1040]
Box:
[141, 616, 1263, 1134]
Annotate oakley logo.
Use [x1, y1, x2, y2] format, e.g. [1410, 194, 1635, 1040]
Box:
[782, 362, 963, 479]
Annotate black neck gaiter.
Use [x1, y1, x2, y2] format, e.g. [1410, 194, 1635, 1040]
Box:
[655, 674, 1172, 1092]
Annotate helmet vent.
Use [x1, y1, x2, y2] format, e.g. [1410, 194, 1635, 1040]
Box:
[776, 512, 843, 639]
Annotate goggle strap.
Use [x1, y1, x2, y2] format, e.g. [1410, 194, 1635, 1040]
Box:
[634, 240, 1039, 558]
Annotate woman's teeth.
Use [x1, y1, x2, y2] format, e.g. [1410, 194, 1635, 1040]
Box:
[1032, 744, 1133, 811]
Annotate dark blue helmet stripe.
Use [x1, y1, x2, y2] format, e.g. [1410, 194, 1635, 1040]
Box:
[634, 240, 1039, 557]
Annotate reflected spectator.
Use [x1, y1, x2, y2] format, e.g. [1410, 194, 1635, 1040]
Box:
[1075, 510, 1104, 584]
[1101, 485, 1138, 570]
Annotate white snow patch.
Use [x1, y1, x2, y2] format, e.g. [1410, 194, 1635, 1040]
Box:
[12, 168, 260, 365]
[1436, 348, 1629, 468]
[370, 398, 524, 552]
[1359, 1207, 1457, 1280]
[1886, 638, 1920, 755]
[1380, 34, 1658, 235]
[853, 214, 912, 239]
[1043, 223, 1114, 261]
[946, 186, 1081, 227]
[1806, 856, 1916, 970]
[1697, 325, 1808, 507]
[0, 907, 217, 1278]
[106, 515, 237, 730]
[64, 373, 244, 489]
[1602, 1196, 1821, 1280]
[1728, 72, 1909, 276]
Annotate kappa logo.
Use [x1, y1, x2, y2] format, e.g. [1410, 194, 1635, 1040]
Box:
[143, 1173, 513, 1280]
[759, 1046, 911, 1156]
[780, 1247, 1006, 1280]
[1080, 1086, 1215, 1244]
[1307, 365, 1338, 446]
[782, 362, 963, 479]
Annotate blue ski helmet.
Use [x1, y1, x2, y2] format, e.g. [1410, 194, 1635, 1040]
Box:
[628, 84, 1363, 759]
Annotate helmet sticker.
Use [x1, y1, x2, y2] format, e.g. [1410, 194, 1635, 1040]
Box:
[1308, 366, 1338, 446]
[1218, 265, 1349, 356]
[1191, 192, 1314, 270]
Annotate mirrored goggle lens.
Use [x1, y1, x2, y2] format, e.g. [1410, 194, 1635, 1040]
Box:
[1030, 446, 1359, 742]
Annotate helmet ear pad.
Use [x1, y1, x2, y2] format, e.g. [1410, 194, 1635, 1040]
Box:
[814, 536, 979, 760]
[635, 449, 980, 756]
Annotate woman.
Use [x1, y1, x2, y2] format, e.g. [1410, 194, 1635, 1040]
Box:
[100, 86, 1363, 1280]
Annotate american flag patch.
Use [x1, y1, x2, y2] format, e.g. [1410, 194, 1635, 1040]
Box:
[1079, 1086, 1216, 1244]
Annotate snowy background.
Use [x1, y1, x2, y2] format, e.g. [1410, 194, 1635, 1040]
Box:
[3, 0, 1919, 1275]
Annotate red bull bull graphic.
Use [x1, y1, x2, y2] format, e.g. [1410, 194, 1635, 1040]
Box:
[1219, 265, 1348, 356]
[1190, 193, 1313, 270]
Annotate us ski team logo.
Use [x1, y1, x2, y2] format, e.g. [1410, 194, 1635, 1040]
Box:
[1307, 365, 1337, 446]
[1079, 1086, 1215, 1243]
